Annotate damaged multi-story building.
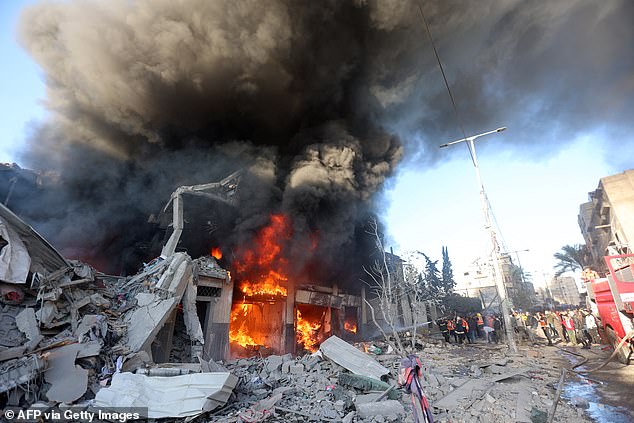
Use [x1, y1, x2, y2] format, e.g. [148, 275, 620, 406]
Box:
[579, 169, 634, 269]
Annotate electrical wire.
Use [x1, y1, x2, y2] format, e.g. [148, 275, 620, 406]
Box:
[417, 3, 475, 165]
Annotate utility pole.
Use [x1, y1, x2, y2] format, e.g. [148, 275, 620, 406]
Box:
[440, 127, 518, 353]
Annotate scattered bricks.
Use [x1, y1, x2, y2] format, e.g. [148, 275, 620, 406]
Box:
[265, 355, 284, 373]
[355, 400, 405, 418]
[289, 363, 305, 374]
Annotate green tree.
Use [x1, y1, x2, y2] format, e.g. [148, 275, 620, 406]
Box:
[553, 244, 593, 276]
[444, 293, 482, 315]
[441, 246, 455, 294]
[423, 253, 443, 297]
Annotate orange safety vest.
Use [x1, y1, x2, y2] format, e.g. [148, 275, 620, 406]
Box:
[477, 317, 484, 325]
[463, 320, 469, 331]
[447, 320, 455, 330]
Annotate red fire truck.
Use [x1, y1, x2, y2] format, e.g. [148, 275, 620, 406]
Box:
[585, 254, 634, 364]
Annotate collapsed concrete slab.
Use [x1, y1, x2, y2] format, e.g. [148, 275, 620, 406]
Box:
[44, 344, 89, 403]
[121, 252, 203, 355]
[93, 371, 238, 418]
[320, 335, 389, 380]
[0, 203, 68, 284]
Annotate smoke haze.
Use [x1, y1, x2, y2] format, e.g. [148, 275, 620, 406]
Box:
[14, 0, 634, 279]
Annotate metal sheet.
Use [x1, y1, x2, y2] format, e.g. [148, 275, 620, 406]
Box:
[93, 371, 238, 418]
[319, 335, 389, 380]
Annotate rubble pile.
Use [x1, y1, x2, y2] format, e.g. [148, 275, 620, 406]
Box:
[0, 203, 594, 422]
[0, 247, 227, 414]
[195, 339, 591, 423]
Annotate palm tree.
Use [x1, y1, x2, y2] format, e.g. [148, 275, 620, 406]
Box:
[553, 244, 592, 276]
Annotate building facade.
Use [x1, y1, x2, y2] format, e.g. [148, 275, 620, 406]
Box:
[546, 275, 582, 306]
[579, 170, 634, 270]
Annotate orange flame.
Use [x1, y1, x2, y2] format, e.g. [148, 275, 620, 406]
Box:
[344, 321, 357, 333]
[233, 214, 291, 298]
[229, 303, 267, 349]
[211, 247, 222, 260]
[296, 309, 322, 352]
[229, 214, 292, 351]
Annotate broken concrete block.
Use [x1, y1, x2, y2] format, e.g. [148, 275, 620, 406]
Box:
[266, 355, 284, 373]
[320, 335, 389, 380]
[44, 344, 88, 403]
[0, 355, 46, 394]
[355, 400, 405, 418]
[342, 411, 355, 423]
[15, 307, 42, 351]
[290, 363, 305, 374]
[36, 301, 58, 327]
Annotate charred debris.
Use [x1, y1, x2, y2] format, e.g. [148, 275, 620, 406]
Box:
[0, 165, 589, 422]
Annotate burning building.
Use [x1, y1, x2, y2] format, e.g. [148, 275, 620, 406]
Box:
[154, 173, 364, 359]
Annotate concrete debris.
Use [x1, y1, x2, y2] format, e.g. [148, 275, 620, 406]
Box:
[0, 355, 46, 394]
[0, 198, 596, 423]
[44, 344, 89, 403]
[93, 371, 238, 418]
[320, 335, 390, 380]
[15, 307, 42, 351]
[356, 400, 405, 418]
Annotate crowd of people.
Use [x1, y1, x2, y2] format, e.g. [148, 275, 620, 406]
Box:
[436, 308, 601, 348]
[436, 313, 504, 344]
[512, 308, 599, 348]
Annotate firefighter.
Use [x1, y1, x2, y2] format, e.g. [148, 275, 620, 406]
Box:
[447, 318, 456, 343]
[454, 317, 466, 344]
[437, 319, 451, 343]
[476, 312, 485, 338]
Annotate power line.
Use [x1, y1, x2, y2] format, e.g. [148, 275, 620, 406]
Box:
[417, 3, 475, 166]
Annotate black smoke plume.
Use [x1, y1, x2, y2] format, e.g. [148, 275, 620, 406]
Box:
[16, 0, 410, 280]
[14, 0, 634, 278]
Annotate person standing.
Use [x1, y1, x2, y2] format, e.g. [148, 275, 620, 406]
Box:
[476, 313, 485, 338]
[538, 313, 553, 346]
[467, 315, 477, 344]
[584, 312, 599, 345]
[546, 311, 559, 342]
[438, 319, 451, 343]
[447, 318, 456, 343]
[557, 311, 569, 342]
[454, 318, 466, 344]
[563, 313, 577, 345]
[492, 316, 502, 343]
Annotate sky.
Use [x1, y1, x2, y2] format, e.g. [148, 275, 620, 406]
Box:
[2, 1, 634, 289]
[384, 132, 627, 288]
[0, 0, 43, 163]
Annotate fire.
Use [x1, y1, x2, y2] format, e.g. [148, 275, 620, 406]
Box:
[229, 303, 267, 349]
[296, 309, 322, 352]
[211, 247, 222, 260]
[233, 214, 291, 298]
[344, 321, 357, 333]
[240, 270, 288, 297]
[229, 214, 292, 352]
